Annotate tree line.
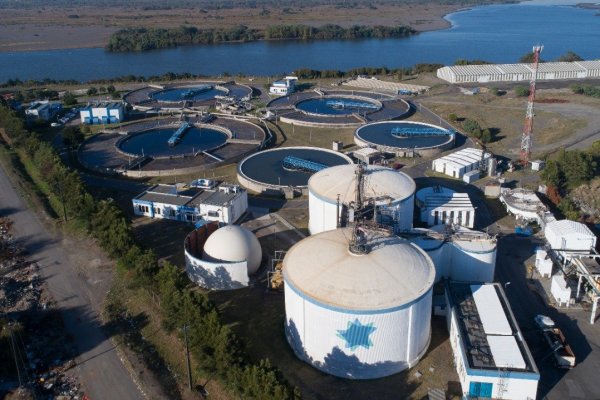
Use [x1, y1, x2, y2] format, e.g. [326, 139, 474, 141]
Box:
[541, 144, 600, 221]
[293, 63, 443, 79]
[0, 105, 300, 399]
[106, 23, 415, 52]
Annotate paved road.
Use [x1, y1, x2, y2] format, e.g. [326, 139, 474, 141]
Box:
[0, 163, 144, 399]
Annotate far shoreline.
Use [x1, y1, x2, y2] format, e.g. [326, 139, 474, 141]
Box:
[0, 4, 460, 54]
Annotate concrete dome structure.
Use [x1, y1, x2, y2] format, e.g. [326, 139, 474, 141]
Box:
[283, 228, 435, 379]
[308, 165, 415, 235]
[203, 225, 262, 274]
[184, 223, 262, 290]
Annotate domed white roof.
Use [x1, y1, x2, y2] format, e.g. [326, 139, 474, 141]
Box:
[203, 225, 262, 274]
[308, 164, 415, 205]
[283, 228, 435, 311]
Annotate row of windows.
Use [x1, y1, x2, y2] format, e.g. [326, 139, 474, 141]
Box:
[137, 204, 175, 217]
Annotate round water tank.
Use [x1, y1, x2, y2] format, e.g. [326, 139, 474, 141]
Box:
[203, 225, 262, 274]
[283, 228, 434, 379]
[308, 165, 415, 235]
[408, 228, 447, 282]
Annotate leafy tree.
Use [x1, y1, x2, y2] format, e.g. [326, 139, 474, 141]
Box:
[447, 113, 457, 122]
[62, 126, 84, 147]
[519, 52, 544, 63]
[86, 87, 98, 96]
[557, 51, 583, 62]
[62, 92, 77, 106]
[462, 118, 482, 138]
[559, 198, 580, 220]
[514, 86, 530, 97]
[481, 128, 492, 143]
[107, 85, 116, 93]
[541, 159, 564, 189]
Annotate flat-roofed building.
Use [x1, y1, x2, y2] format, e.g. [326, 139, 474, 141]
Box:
[80, 102, 125, 124]
[269, 76, 297, 96]
[132, 182, 247, 225]
[25, 100, 62, 121]
[445, 282, 539, 400]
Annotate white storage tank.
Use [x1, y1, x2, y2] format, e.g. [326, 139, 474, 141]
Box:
[308, 165, 415, 235]
[184, 224, 262, 290]
[408, 228, 447, 282]
[283, 228, 435, 379]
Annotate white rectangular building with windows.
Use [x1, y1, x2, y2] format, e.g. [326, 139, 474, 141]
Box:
[416, 186, 475, 228]
[432, 148, 490, 179]
[132, 183, 247, 225]
[445, 282, 539, 400]
[269, 76, 298, 95]
[80, 102, 125, 124]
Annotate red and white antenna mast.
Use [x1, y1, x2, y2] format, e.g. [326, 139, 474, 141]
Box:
[520, 44, 543, 166]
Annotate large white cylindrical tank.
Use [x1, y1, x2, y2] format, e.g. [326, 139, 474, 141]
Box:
[308, 165, 415, 235]
[408, 228, 447, 282]
[283, 228, 435, 379]
[449, 235, 497, 283]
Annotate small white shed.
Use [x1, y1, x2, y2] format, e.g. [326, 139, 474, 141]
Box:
[551, 275, 572, 307]
[535, 249, 553, 278]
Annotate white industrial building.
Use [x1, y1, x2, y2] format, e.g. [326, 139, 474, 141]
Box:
[269, 76, 298, 95]
[431, 148, 490, 179]
[80, 102, 125, 124]
[408, 226, 497, 283]
[416, 186, 475, 228]
[283, 228, 435, 379]
[25, 100, 62, 121]
[437, 60, 600, 84]
[132, 182, 247, 225]
[308, 165, 415, 235]
[184, 222, 262, 290]
[544, 219, 596, 257]
[446, 282, 540, 399]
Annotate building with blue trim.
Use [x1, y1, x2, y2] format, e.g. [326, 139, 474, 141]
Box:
[25, 100, 62, 121]
[80, 102, 125, 124]
[445, 282, 539, 399]
[132, 182, 247, 225]
[269, 76, 297, 96]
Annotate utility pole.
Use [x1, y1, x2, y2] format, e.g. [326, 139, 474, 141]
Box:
[183, 324, 193, 390]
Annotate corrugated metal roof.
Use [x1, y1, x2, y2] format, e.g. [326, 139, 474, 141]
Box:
[487, 335, 527, 369]
[537, 62, 586, 73]
[576, 60, 600, 71]
[545, 219, 594, 238]
[308, 165, 415, 204]
[471, 284, 512, 335]
[283, 228, 435, 311]
[497, 64, 534, 74]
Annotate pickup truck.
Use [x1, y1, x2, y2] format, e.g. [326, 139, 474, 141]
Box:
[534, 315, 576, 369]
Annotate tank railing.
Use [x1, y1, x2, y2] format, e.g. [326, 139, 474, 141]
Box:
[391, 127, 451, 138]
[282, 156, 327, 173]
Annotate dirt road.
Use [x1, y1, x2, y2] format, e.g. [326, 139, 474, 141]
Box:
[0, 163, 144, 399]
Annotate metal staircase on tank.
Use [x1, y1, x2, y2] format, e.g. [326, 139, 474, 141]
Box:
[282, 156, 328, 173]
[390, 127, 449, 138]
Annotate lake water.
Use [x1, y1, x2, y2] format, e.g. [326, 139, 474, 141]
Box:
[0, 1, 599, 82]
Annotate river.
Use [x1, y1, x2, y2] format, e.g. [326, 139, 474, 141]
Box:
[0, 1, 598, 82]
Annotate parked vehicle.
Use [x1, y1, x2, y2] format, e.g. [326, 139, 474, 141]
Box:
[534, 315, 576, 369]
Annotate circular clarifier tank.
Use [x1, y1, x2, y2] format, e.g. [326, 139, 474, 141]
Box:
[355, 121, 455, 151]
[296, 96, 382, 116]
[237, 147, 353, 192]
[150, 85, 228, 102]
[118, 126, 228, 158]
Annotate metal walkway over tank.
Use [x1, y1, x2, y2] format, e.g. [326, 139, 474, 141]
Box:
[167, 121, 191, 147]
[179, 85, 212, 99]
[391, 127, 451, 138]
[282, 156, 327, 173]
[326, 99, 379, 110]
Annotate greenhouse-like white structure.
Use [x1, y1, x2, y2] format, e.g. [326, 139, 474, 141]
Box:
[437, 60, 600, 84]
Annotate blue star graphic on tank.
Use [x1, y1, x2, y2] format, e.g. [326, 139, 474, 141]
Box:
[337, 319, 376, 351]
